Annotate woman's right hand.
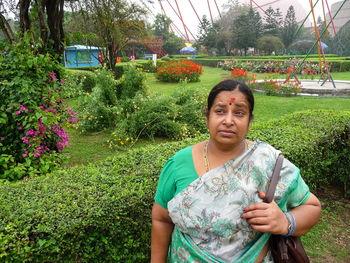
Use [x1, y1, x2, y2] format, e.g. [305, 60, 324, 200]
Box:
[241, 191, 290, 235]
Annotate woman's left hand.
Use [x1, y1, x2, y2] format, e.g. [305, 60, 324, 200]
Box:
[241, 191, 289, 235]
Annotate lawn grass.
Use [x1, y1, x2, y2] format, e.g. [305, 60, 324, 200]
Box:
[302, 201, 350, 262]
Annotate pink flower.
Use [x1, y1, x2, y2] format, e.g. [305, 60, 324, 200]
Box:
[61, 79, 65, 84]
[0, 137, 4, 141]
[19, 105, 28, 112]
[18, 126, 23, 130]
[9, 106, 13, 110]
[49, 72, 56, 80]
[15, 111, 21, 115]
[22, 153, 28, 158]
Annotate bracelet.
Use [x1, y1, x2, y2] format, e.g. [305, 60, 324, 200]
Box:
[281, 212, 295, 237]
[289, 212, 296, 234]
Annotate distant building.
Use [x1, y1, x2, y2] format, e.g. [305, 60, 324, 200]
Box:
[325, 1, 350, 35]
[64, 45, 101, 68]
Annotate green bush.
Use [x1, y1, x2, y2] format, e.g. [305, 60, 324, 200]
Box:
[0, 110, 349, 261]
[136, 60, 158, 73]
[76, 66, 147, 132]
[76, 69, 120, 132]
[340, 61, 350, 72]
[0, 34, 75, 181]
[108, 86, 207, 146]
[63, 69, 97, 97]
[114, 64, 124, 79]
[121, 57, 131, 62]
[247, 110, 350, 190]
[116, 66, 147, 100]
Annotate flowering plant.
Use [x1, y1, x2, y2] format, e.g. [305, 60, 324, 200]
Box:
[220, 57, 325, 75]
[231, 68, 249, 82]
[261, 78, 302, 96]
[0, 35, 77, 180]
[155, 60, 203, 83]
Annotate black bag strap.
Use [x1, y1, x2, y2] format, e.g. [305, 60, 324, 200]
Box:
[265, 153, 284, 203]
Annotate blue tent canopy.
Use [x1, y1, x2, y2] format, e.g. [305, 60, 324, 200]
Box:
[180, 46, 196, 53]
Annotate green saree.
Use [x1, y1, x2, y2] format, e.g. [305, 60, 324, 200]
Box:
[166, 141, 310, 262]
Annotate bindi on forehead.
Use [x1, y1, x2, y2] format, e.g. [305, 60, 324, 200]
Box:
[229, 97, 236, 105]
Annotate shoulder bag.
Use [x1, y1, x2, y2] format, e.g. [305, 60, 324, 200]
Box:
[265, 153, 310, 263]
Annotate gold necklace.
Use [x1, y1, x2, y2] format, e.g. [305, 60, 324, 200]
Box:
[204, 140, 210, 172]
[204, 139, 249, 173]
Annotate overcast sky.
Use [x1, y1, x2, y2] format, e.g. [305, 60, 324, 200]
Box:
[141, 0, 341, 39]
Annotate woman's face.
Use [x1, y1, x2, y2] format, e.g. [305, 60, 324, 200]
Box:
[207, 89, 251, 147]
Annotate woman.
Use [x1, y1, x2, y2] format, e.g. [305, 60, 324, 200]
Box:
[151, 80, 321, 262]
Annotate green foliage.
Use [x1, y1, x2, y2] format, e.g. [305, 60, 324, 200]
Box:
[116, 65, 147, 99]
[76, 68, 120, 132]
[109, 86, 207, 145]
[247, 110, 350, 189]
[76, 66, 146, 132]
[114, 64, 124, 79]
[0, 34, 74, 181]
[63, 69, 97, 98]
[257, 35, 285, 55]
[136, 60, 157, 73]
[120, 56, 131, 62]
[259, 79, 302, 96]
[0, 110, 348, 261]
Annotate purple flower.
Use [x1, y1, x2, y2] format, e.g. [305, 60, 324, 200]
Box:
[15, 111, 21, 115]
[22, 137, 29, 144]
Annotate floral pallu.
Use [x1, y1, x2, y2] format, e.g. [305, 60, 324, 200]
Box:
[167, 141, 310, 263]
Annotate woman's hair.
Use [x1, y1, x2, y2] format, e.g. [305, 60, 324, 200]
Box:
[206, 79, 254, 120]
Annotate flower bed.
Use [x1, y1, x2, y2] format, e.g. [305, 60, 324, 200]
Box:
[220, 58, 322, 76]
[260, 78, 302, 96]
[229, 68, 302, 96]
[155, 60, 203, 82]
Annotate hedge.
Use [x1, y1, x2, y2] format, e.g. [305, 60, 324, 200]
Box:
[193, 58, 350, 72]
[0, 110, 349, 262]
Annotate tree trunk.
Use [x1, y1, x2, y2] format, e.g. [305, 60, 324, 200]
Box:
[0, 13, 16, 43]
[0, 14, 12, 43]
[45, 0, 64, 57]
[19, 0, 31, 36]
[36, 0, 48, 52]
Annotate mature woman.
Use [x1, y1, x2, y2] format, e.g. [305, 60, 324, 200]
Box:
[151, 80, 321, 262]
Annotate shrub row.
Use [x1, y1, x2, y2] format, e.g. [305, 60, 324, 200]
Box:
[0, 110, 349, 261]
[193, 58, 350, 72]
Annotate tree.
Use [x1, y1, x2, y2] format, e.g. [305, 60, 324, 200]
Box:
[264, 6, 279, 36]
[197, 15, 217, 51]
[1, 0, 65, 57]
[281, 5, 298, 48]
[329, 21, 350, 56]
[153, 14, 171, 40]
[0, 3, 16, 43]
[231, 8, 261, 55]
[70, 0, 147, 74]
[257, 35, 284, 55]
